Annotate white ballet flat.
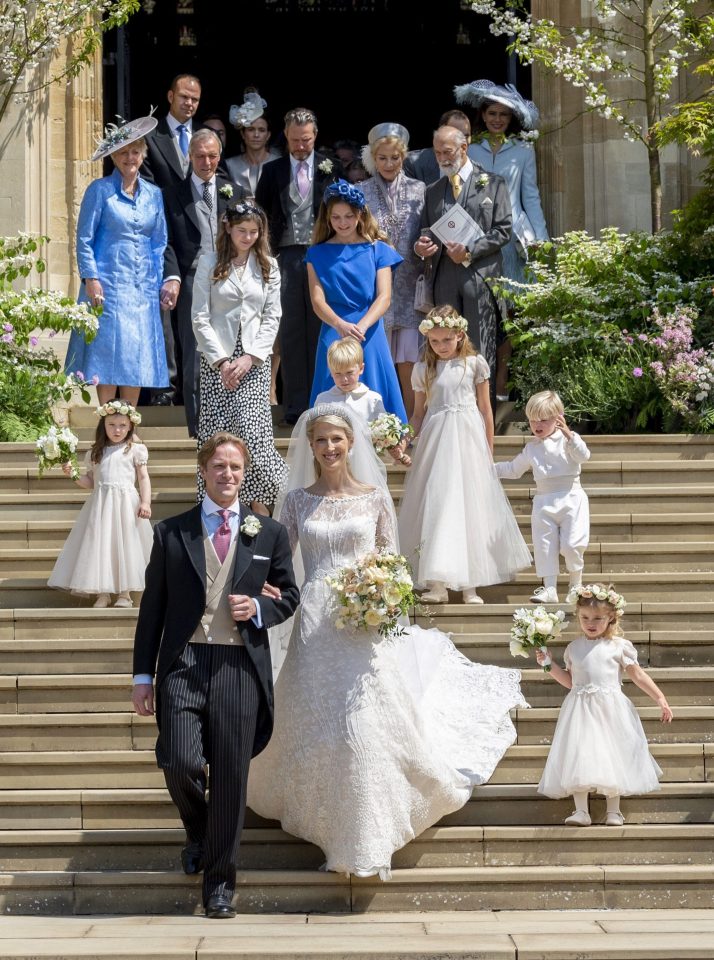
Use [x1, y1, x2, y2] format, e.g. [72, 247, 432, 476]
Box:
[462, 588, 484, 604]
[531, 586, 559, 604]
[114, 594, 133, 608]
[605, 811, 625, 826]
[93, 594, 111, 609]
[420, 585, 449, 604]
[564, 810, 592, 826]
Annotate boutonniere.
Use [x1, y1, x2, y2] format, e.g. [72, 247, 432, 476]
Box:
[476, 173, 489, 188]
[219, 184, 234, 199]
[240, 515, 262, 538]
[318, 159, 333, 174]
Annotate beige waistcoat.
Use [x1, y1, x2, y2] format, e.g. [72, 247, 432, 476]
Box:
[189, 530, 244, 646]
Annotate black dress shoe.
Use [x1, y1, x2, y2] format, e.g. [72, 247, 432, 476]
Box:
[205, 894, 236, 919]
[180, 842, 204, 875]
[151, 392, 174, 406]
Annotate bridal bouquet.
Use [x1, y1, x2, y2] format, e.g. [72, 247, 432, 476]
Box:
[369, 413, 413, 455]
[326, 549, 416, 639]
[36, 425, 80, 480]
[509, 607, 567, 673]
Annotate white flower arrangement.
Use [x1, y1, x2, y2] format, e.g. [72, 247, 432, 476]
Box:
[518, 129, 540, 142]
[418, 313, 469, 335]
[369, 413, 413, 454]
[476, 173, 490, 187]
[240, 516, 262, 538]
[36, 425, 80, 479]
[510, 606, 568, 672]
[566, 583, 626, 611]
[219, 184, 234, 198]
[326, 549, 416, 639]
[318, 159, 334, 174]
[96, 400, 141, 424]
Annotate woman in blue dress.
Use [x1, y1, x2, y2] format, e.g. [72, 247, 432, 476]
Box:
[306, 180, 407, 421]
[66, 114, 171, 406]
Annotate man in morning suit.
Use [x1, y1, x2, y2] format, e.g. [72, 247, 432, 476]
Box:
[132, 433, 299, 918]
[403, 109, 472, 185]
[162, 129, 247, 437]
[415, 124, 512, 378]
[255, 107, 337, 424]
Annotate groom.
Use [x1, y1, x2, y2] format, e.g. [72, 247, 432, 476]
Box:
[132, 433, 299, 918]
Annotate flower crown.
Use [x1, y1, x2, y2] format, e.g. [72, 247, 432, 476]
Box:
[418, 313, 469, 335]
[566, 583, 626, 612]
[96, 400, 142, 425]
[323, 179, 366, 209]
[222, 201, 263, 222]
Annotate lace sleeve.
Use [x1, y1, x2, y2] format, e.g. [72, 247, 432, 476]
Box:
[277, 489, 300, 554]
[375, 489, 398, 552]
[132, 443, 149, 467]
[615, 637, 638, 668]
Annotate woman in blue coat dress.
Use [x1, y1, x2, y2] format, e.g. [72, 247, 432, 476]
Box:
[456, 80, 549, 399]
[66, 115, 170, 406]
[306, 180, 407, 421]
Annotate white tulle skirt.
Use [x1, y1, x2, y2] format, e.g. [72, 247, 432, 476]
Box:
[538, 686, 663, 798]
[398, 404, 532, 590]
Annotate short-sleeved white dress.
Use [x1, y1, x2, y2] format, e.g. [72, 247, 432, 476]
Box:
[538, 636, 663, 798]
[398, 355, 532, 590]
[48, 442, 153, 596]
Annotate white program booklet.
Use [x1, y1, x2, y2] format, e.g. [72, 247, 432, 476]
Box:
[429, 204, 484, 247]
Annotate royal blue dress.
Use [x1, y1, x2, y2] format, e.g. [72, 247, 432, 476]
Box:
[307, 240, 407, 421]
[65, 169, 169, 388]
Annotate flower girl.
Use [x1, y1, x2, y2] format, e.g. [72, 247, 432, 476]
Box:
[397, 305, 531, 604]
[48, 401, 153, 608]
[537, 583, 673, 825]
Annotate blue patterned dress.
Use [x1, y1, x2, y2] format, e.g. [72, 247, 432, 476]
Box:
[307, 240, 407, 420]
[65, 169, 169, 388]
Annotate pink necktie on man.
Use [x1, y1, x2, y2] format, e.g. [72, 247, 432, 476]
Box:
[212, 509, 232, 564]
[296, 160, 310, 199]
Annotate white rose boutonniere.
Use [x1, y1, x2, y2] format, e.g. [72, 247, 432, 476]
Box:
[219, 184, 234, 199]
[240, 516, 262, 538]
[318, 159, 333, 174]
[476, 173, 489, 188]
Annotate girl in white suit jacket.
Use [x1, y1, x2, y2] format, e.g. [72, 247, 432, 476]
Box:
[192, 201, 287, 511]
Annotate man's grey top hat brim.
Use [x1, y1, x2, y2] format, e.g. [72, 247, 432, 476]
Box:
[454, 80, 540, 131]
[91, 116, 158, 162]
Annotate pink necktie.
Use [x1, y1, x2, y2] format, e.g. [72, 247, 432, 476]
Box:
[212, 509, 232, 564]
[296, 160, 310, 199]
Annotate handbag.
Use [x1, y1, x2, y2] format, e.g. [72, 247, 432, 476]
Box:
[414, 262, 434, 315]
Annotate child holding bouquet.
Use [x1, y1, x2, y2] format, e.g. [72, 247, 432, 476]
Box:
[397, 305, 531, 604]
[48, 400, 153, 608]
[536, 583, 673, 825]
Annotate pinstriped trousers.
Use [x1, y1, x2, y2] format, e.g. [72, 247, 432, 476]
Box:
[156, 642, 260, 904]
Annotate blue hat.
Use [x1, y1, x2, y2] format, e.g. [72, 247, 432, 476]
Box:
[323, 179, 366, 209]
[454, 80, 540, 131]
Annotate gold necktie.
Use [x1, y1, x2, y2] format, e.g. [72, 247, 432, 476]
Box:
[450, 173, 462, 199]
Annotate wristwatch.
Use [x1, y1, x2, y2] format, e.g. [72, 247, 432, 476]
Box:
[462, 252, 473, 268]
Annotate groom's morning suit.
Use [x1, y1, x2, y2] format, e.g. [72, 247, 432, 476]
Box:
[255, 152, 336, 422]
[133, 499, 299, 907]
[422, 158, 512, 374]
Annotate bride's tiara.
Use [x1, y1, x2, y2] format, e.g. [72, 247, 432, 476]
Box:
[307, 403, 355, 429]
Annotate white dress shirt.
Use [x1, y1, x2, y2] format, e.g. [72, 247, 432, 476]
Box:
[289, 152, 315, 189]
[495, 430, 591, 492]
[314, 383, 387, 423]
[166, 113, 193, 158]
[191, 172, 216, 206]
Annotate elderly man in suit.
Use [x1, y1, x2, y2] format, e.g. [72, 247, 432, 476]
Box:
[403, 110, 472, 186]
[255, 107, 336, 424]
[163, 129, 246, 437]
[415, 124, 512, 377]
[132, 433, 299, 919]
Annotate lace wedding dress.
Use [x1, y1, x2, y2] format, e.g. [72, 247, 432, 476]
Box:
[247, 486, 526, 878]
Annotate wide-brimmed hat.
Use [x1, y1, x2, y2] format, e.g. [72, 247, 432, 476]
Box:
[229, 91, 267, 129]
[91, 114, 158, 162]
[454, 80, 539, 131]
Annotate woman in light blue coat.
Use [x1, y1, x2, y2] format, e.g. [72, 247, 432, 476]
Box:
[455, 81, 549, 398]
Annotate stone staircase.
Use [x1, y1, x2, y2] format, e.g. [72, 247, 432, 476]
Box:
[1, 411, 713, 942]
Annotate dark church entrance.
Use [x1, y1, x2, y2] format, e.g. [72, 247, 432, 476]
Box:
[104, 0, 525, 153]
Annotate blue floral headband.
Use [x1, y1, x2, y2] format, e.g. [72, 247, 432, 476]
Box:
[323, 179, 366, 209]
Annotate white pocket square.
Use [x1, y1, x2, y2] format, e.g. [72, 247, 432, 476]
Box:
[480, 197, 493, 205]
[253, 554, 271, 561]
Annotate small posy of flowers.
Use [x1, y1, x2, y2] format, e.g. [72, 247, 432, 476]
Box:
[419, 313, 468, 335]
[510, 607, 567, 672]
[36, 425, 80, 480]
[566, 583, 626, 612]
[240, 516, 262, 538]
[219, 184, 234, 198]
[96, 400, 142, 424]
[326, 549, 416, 639]
[369, 413, 413, 454]
[318, 159, 334, 174]
[476, 173, 490, 188]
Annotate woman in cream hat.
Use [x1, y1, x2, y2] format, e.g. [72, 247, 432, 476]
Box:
[360, 122, 426, 416]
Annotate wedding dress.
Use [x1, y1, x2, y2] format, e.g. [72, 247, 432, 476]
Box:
[247, 485, 526, 878]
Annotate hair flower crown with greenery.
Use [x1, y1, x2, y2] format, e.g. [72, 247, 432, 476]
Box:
[418, 313, 469, 335]
[566, 583, 626, 612]
[96, 400, 142, 425]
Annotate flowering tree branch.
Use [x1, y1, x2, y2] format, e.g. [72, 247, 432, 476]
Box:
[0, 0, 139, 130]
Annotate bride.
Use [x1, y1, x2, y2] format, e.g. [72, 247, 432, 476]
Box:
[247, 404, 526, 878]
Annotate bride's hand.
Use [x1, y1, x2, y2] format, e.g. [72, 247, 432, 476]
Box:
[261, 582, 282, 601]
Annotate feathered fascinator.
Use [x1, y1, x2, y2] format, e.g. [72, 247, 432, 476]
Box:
[454, 80, 539, 131]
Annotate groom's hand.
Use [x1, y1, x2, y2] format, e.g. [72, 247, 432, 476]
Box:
[132, 683, 155, 716]
[229, 593, 257, 622]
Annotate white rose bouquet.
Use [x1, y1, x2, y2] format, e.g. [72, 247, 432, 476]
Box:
[509, 607, 567, 673]
[326, 549, 416, 639]
[36, 425, 80, 480]
[369, 413, 413, 455]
